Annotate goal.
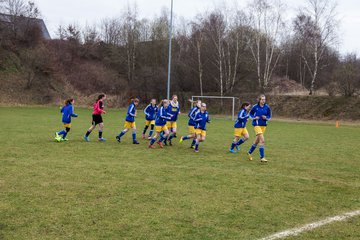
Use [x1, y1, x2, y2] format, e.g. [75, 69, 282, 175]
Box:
[190, 96, 240, 121]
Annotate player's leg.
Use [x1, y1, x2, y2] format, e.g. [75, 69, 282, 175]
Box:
[230, 136, 240, 153]
[142, 121, 149, 139]
[84, 122, 96, 142]
[149, 130, 159, 148]
[194, 134, 201, 152]
[259, 134, 267, 162]
[98, 122, 106, 141]
[148, 124, 155, 139]
[132, 124, 139, 144]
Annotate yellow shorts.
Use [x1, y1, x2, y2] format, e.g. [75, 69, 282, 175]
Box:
[195, 129, 206, 137]
[188, 126, 195, 134]
[234, 128, 248, 137]
[145, 120, 155, 126]
[124, 121, 136, 129]
[166, 121, 177, 129]
[63, 123, 71, 128]
[155, 125, 168, 132]
[254, 126, 266, 135]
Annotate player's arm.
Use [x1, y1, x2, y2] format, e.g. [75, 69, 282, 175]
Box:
[249, 106, 258, 119]
[265, 106, 272, 121]
[143, 105, 150, 117]
[70, 105, 78, 117]
[128, 105, 136, 117]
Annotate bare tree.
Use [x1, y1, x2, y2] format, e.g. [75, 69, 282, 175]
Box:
[100, 18, 121, 45]
[119, 3, 140, 84]
[294, 0, 339, 95]
[247, 0, 284, 91]
[333, 54, 360, 97]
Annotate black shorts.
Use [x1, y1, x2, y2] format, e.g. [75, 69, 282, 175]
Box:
[92, 114, 103, 125]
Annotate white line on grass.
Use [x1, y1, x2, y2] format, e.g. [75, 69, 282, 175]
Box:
[260, 209, 360, 240]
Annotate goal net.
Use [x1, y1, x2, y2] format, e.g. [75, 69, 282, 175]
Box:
[190, 96, 240, 121]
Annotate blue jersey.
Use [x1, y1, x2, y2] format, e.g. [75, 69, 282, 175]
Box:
[61, 104, 78, 124]
[168, 102, 180, 121]
[249, 104, 271, 126]
[194, 111, 210, 130]
[188, 107, 200, 126]
[155, 106, 172, 126]
[126, 103, 136, 122]
[234, 108, 249, 128]
[144, 104, 158, 121]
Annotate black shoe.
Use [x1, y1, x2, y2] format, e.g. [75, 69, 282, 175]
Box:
[116, 136, 121, 143]
[173, 134, 177, 138]
[133, 140, 140, 144]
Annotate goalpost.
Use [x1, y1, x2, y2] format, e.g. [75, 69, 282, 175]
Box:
[191, 96, 239, 121]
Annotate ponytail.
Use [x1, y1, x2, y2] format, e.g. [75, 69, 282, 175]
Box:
[131, 98, 140, 103]
[241, 102, 250, 109]
[96, 94, 106, 102]
[158, 99, 168, 108]
[64, 98, 74, 105]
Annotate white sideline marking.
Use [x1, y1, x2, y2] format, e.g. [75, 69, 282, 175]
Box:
[260, 210, 360, 240]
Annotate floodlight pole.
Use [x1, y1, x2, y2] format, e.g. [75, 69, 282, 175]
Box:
[167, 0, 173, 100]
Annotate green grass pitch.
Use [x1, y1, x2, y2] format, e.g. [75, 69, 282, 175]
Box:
[0, 106, 360, 239]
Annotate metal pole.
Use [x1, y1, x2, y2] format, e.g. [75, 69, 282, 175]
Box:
[167, 0, 173, 100]
[232, 97, 235, 121]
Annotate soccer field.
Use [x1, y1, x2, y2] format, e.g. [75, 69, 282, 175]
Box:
[0, 106, 360, 240]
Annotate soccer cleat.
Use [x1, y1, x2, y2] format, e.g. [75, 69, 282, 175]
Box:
[229, 149, 236, 153]
[133, 140, 140, 144]
[55, 132, 60, 139]
[55, 136, 62, 142]
[147, 136, 152, 140]
[190, 145, 195, 149]
[148, 144, 155, 149]
[116, 135, 121, 143]
[260, 158, 268, 163]
[194, 149, 199, 153]
[247, 153, 253, 161]
[98, 138, 106, 142]
[63, 138, 69, 141]
[83, 135, 90, 142]
[179, 137, 184, 143]
[157, 141, 164, 148]
[236, 145, 240, 151]
[142, 134, 145, 139]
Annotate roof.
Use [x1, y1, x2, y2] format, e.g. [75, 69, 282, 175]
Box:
[0, 13, 51, 40]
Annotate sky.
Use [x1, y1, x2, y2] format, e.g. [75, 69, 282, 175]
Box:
[33, 0, 360, 55]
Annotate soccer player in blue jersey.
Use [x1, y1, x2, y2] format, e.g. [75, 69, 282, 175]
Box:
[193, 103, 210, 153]
[116, 98, 140, 144]
[247, 95, 271, 162]
[165, 95, 180, 146]
[229, 102, 251, 153]
[142, 99, 158, 140]
[148, 99, 173, 149]
[179, 99, 201, 148]
[55, 98, 78, 142]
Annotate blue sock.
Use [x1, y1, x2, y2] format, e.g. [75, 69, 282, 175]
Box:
[195, 142, 199, 150]
[237, 138, 245, 146]
[191, 139, 196, 146]
[259, 146, 265, 158]
[230, 142, 236, 150]
[159, 136, 165, 143]
[62, 132, 68, 139]
[148, 130, 153, 137]
[248, 144, 257, 154]
[58, 130, 66, 136]
[150, 138, 156, 145]
[118, 131, 126, 138]
[132, 133, 136, 141]
[183, 136, 190, 140]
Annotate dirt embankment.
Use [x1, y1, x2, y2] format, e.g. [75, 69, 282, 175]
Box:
[267, 95, 360, 121]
